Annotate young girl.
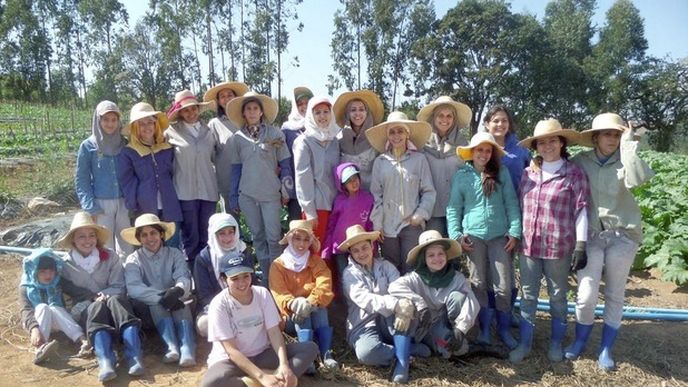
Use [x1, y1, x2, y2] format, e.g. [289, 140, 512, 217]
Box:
[446, 132, 521, 349]
[282, 86, 313, 222]
[166, 89, 219, 265]
[227, 91, 292, 283]
[75, 100, 132, 257]
[269, 220, 338, 371]
[367, 111, 436, 274]
[194, 212, 255, 337]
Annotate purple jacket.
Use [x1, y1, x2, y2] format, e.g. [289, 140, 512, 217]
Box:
[322, 162, 374, 259]
[117, 147, 183, 222]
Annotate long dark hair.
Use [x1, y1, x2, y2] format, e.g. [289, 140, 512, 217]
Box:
[480, 145, 501, 197]
[483, 105, 516, 134]
[217, 104, 226, 118]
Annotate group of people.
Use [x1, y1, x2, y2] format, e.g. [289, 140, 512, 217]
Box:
[18, 82, 653, 385]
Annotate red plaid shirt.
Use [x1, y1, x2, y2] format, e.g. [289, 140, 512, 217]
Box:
[519, 160, 589, 259]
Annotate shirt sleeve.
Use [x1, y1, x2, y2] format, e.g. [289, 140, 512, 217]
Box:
[306, 256, 335, 308]
[619, 137, 655, 188]
[99, 251, 126, 296]
[342, 270, 398, 318]
[75, 141, 100, 214]
[259, 287, 282, 330]
[369, 157, 384, 232]
[446, 171, 465, 240]
[294, 138, 317, 219]
[117, 150, 139, 212]
[124, 255, 162, 305]
[413, 155, 436, 220]
[500, 167, 522, 239]
[207, 296, 236, 342]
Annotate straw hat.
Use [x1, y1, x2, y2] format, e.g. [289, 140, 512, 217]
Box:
[333, 90, 385, 128]
[278, 220, 321, 252]
[406, 230, 462, 266]
[365, 111, 432, 153]
[167, 89, 214, 121]
[225, 91, 279, 128]
[56, 211, 111, 250]
[203, 81, 249, 105]
[456, 132, 506, 161]
[338, 225, 380, 252]
[577, 113, 628, 147]
[124, 102, 169, 135]
[518, 118, 580, 149]
[417, 96, 472, 129]
[120, 213, 176, 246]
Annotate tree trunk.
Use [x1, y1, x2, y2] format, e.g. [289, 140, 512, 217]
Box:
[276, 0, 282, 101]
[240, 0, 246, 82]
[206, 4, 215, 86]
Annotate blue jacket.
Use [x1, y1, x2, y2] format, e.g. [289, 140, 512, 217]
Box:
[501, 133, 531, 193]
[75, 138, 123, 214]
[193, 245, 256, 309]
[446, 164, 522, 241]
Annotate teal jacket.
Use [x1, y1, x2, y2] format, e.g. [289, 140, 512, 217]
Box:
[446, 163, 522, 241]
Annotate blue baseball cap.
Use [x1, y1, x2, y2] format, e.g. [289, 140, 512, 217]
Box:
[218, 253, 254, 278]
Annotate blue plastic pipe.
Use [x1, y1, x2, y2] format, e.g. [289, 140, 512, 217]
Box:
[532, 298, 688, 315]
[515, 298, 688, 321]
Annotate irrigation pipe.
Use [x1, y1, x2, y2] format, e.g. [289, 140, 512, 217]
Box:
[515, 298, 688, 321]
[532, 298, 688, 315]
[0, 245, 67, 257]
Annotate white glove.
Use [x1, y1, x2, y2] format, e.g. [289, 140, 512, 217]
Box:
[289, 297, 313, 322]
[393, 298, 415, 332]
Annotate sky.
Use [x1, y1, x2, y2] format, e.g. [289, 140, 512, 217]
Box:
[121, 0, 688, 100]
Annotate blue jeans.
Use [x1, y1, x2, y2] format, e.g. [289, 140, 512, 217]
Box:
[286, 307, 330, 333]
[350, 315, 395, 366]
[519, 254, 570, 324]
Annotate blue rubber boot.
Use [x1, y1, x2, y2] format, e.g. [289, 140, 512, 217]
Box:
[93, 330, 117, 382]
[156, 317, 180, 363]
[508, 319, 534, 363]
[510, 288, 521, 327]
[410, 342, 431, 358]
[548, 317, 567, 362]
[476, 308, 495, 345]
[297, 329, 316, 374]
[315, 326, 338, 370]
[177, 319, 196, 367]
[391, 335, 411, 384]
[122, 325, 144, 376]
[496, 310, 518, 349]
[564, 322, 594, 360]
[598, 324, 619, 371]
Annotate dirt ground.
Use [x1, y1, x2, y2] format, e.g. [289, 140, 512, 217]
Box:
[1, 253, 687, 387]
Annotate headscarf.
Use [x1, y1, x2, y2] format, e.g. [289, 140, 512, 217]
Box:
[70, 248, 100, 274]
[282, 89, 312, 130]
[91, 100, 124, 156]
[208, 213, 246, 288]
[414, 243, 455, 289]
[20, 249, 64, 308]
[303, 96, 340, 142]
[280, 233, 311, 273]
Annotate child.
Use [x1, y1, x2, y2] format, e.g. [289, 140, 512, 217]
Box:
[19, 248, 90, 365]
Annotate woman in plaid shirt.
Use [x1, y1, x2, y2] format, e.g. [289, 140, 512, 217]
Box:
[509, 119, 590, 364]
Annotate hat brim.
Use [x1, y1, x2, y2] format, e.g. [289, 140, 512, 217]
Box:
[338, 230, 380, 252]
[168, 101, 214, 122]
[124, 111, 169, 135]
[223, 266, 254, 278]
[518, 129, 580, 149]
[120, 221, 176, 246]
[365, 120, 432, 153]
[203, 82, 249, 104]
[417, 100, 472, 129]
[406, 238, 462, 266]
[333, 90, 385, 128]
[278, 227, 321, 252]
[456, 140, 506, 161]
[576, 126, 626, 147]
[56, 224, 111, 250]
[226, 94, 279, 128]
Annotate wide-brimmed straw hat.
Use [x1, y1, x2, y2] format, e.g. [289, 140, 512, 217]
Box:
[577, 112, 628, 147]
[226, 91, 279, 128]
[365, 111, 432, 153]
[456, 132, 506, 161]
[120, 213, 176, 246]
[333, 90, 385, 128]
[203, 81, 249, 105]
[124, 102, 169, 135]
[56, 211, 111, 249]
[406, 230, 462, 266]
[167, 89, 214, 121]
[278, 220, 320, 252]
[417, 96, 472, 129]
[518, 118, 580, 149]
[338, 225, 380, 252]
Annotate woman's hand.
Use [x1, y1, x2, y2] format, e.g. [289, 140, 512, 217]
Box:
[276, 363, 297, 387]
[504, 235, 519, 253]
[460, 235, 474, 253]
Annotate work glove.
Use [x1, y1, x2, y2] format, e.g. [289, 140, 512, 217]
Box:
[393, 298, 415, 333]
[570, 241, 588, 272]
[289, 297, 313, 322]
[414, 308, 433, 343]
[158, 286, 184, 310]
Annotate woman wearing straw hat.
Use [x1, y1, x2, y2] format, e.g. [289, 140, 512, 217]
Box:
[417, 95, 471, 236]
[203, 81, 249, 214]
[282, 86, 313, 222]
[293, 96, 340, 255]
[333, 90, 384, 190]
[226, 91, 292, 283]
[566, 113, 654, 370]
[339, 225, 430, 371]
[117, 102, 182, 247]
[509, 119, 590, 364]
[269, 220, 338, 371]
[388, 230, 479, 383]
[75, 100, 132, 258]
[366, 111, 436, 274]
[446, 132, 521, 349]
[122, 213, 196, 367]
[57, 211, 144, 380]
[166, 89, 219, 266]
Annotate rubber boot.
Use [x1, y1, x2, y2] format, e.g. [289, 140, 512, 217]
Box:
[598, 324, 619, 371]
[122, 325, 144, 376]
[93, 330, 117, 382]
[547, 318, 567, 362]
[410, 342, 431, 358]
[315, 326, 338, 370]
[510, 288, 521, 327]
[391, 335, 411, 384]
[564, 322, 593, 360]
[156, 317, 180, 363]
[476, 308, 495, 345]
[509, 319, 534, 363]
[496, 310, 518, 349]
[177, 319, 197, 367]
[297, 329, 316, 374]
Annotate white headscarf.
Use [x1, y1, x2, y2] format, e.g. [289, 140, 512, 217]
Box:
[303, 96, 340, 142]
[279, 233, 311, 273]
[90, 100, 124, 156]
[208, 213, 246, 288]
[282, 88, 312, 130]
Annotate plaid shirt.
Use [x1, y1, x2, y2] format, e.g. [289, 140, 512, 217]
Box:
[519, 160, 589, 259]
